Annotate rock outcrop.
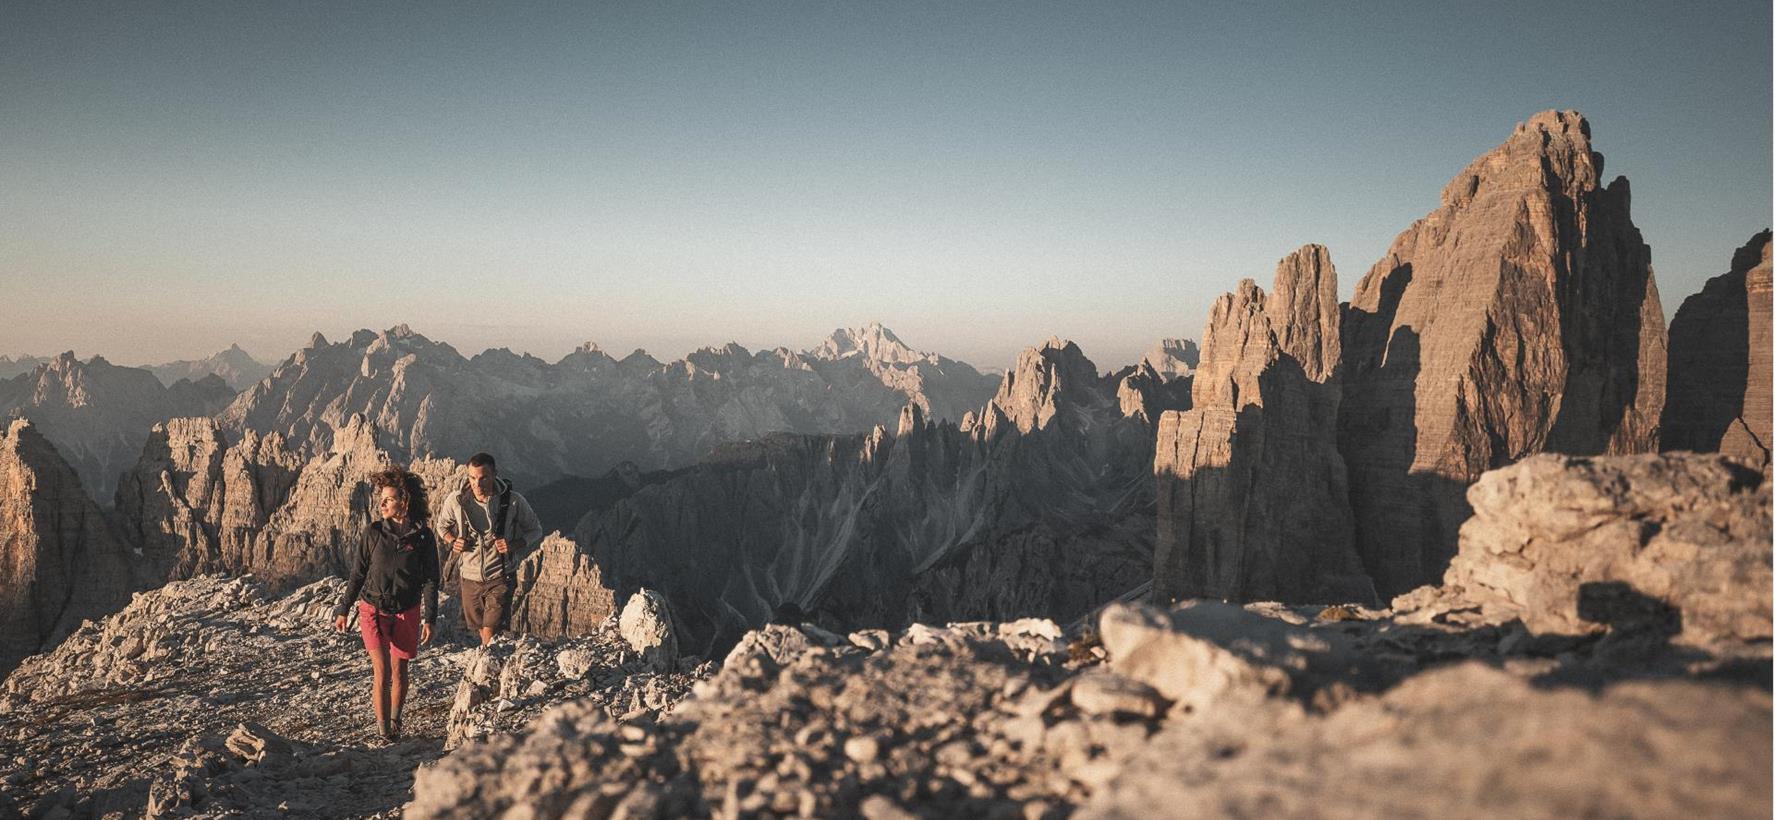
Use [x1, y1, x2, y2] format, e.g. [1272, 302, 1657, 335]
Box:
[144, 344, 273, 392]
[116, 411, 634, 640]
[0, 419, 136, 676]
[508, 533, 619, 639]
[1340, 110, 1668, 597]
[1153, 246, 1372, 604]
[218, 323, 999, 490]
[576, 339, 1173, 656]
[1664, 230, 1773, 467]
[115, 417, 303, 581]
[0, 353, 236, 500]
[1395, 452, 1771, 651]
[116, 413, 459, 593]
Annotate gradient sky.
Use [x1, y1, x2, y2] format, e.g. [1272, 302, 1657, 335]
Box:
[3, 1, 1769, 372]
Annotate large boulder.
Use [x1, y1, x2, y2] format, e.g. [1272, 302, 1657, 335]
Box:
[619, 589, 679, 672]
[1340, 110, 1668, 597]
[1081, 661, 1770, 820]
[1396, 452, 1771, 650]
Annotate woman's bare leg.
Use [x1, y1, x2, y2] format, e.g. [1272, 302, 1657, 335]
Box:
[391, 657, 410, 724]
[368, 647, 390, 730]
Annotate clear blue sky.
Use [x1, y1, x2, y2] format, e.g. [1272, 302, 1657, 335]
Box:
[2, 1, 1768, 371]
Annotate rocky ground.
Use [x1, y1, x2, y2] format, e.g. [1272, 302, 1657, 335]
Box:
[411, 599, 1769, 819]
[0, 577, 714, 818]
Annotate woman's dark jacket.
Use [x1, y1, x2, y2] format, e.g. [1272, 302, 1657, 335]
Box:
[333, 519, 440, 624]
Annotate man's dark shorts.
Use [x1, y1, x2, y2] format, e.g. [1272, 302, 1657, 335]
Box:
[460, 576, 512, 631]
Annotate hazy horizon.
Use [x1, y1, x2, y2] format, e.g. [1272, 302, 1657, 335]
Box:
[4, 2, 1769, 371]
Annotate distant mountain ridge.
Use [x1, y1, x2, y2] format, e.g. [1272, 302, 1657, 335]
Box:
[146, 344, 273, 391]
[0, 356, 53, 380]
[0, 353, 236, 501]
[218, 322, 1004, 489]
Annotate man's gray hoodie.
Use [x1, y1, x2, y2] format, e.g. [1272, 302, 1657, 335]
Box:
[432, 477, 544, 584]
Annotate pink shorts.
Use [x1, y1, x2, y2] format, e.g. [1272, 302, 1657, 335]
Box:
[357, 601, 422, 660]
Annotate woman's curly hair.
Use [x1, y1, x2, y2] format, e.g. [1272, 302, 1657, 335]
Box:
[369, 466, 431, 523]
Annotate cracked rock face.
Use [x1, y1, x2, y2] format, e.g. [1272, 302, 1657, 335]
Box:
[1340, 110, 1668, 598]
[1153, 245, 1371, 606]
[0, 419, 135, 677]
[116, 412, 620, 643]
[117, 413, 457, 595]
[1664, 230, 1773, 468]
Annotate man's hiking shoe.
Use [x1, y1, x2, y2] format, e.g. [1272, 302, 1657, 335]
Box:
[376, 718, 394, 743]
[389, 716, 402, 741]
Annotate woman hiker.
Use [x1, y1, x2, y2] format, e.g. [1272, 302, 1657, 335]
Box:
[331, 466, 439, 742]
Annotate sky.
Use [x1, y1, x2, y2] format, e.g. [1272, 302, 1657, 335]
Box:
[2, 1, 1769, 372]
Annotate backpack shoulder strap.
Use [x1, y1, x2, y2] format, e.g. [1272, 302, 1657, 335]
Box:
[493, 486, 513, 537]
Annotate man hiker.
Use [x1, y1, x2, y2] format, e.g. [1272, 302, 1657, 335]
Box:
[434, 452, 545, 646]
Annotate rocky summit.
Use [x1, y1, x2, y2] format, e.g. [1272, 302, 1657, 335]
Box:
[145, 345, 274, 393]
[1153, 245, 1370, 606]
[1339, 110, 1668, 598]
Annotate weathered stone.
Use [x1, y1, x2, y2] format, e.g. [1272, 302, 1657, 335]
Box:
[1154, 246, 1372, 604]
[1067, 671, 1164, 719]
[1094, 600, 1392, 714]
[1080, 663, 1770, 820]
[1664, 230, 1773, 468]
[1340, 110, 1668, 598]
[1397, 453, 1772, 650]
[223, 722, 293, 765]
[619, 589, 678, 672]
